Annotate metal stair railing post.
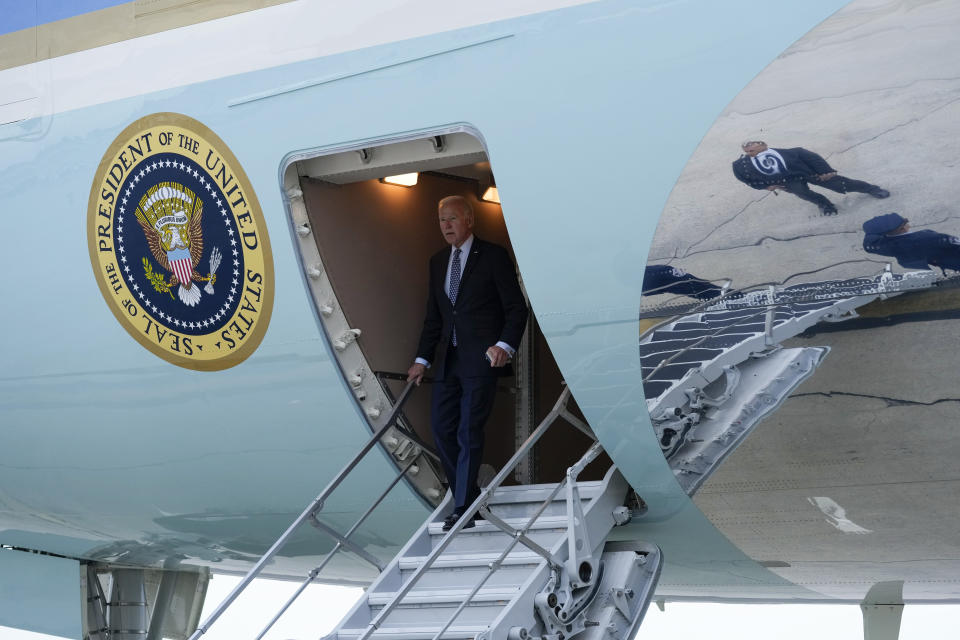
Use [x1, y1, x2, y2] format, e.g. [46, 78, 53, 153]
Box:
[763, 285, 778, 346]
[253, 454, 419, 640]
[358, 386, 581, 640]
[428, 441, 607, 640]
[563, 441, 604, 580]
[187, 380, 419, 640]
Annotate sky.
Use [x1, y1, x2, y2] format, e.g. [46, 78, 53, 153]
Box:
[0, 0, 131, 36]
[4, 576, 959, 639]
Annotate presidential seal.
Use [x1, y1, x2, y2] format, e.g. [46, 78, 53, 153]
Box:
[87, 113, 274, 370]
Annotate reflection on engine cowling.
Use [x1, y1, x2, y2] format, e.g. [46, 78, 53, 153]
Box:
[639, 0, 960, 510]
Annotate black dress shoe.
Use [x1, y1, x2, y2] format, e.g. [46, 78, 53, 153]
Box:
[441, 513, 459, 532]
[870, 187, 890, 199]
[443, 511, 483, 531]
[442, 512, 476, 532]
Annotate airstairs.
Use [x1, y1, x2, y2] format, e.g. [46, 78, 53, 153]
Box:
[328, 462, 658, 640]
[188, 385, 661, 640]
[640, 268, 937, 494]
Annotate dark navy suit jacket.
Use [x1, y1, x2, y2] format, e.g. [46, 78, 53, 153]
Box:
[863, 230, 960, 271]
[732, 147, 835, 190]
[416, 238, 528, 379]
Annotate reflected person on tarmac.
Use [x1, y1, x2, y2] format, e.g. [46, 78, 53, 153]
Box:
[733, 140, 889, 216]
[863, 212, 960, 272]
[642, 265, 722, 301]
[406, 195, 528, 531]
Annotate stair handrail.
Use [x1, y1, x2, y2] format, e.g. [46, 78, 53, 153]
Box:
[642, 265, 919, 386]
[358, 385, 590, 640]
[638, 264, 913, 343]
[187, 379, 420, 640]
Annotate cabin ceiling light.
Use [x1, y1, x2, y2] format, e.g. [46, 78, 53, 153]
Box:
[481, 186, 500, 204]
[381, 173, 419, 187]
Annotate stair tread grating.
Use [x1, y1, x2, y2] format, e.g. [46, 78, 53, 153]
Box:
[399, 551, 543, 570]
[368, 586, 522, 606]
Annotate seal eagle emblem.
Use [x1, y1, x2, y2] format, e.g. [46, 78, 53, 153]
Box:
[135, 182, 221, 307]
[87, 113, 274, 371]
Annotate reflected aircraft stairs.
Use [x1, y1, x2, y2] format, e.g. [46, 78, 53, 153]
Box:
[641, 267, 937, 494]
[189, 385, 661, 640]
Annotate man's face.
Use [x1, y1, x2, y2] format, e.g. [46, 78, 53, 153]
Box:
[438, 204, 473, 248]
[743, 142, 768, 157]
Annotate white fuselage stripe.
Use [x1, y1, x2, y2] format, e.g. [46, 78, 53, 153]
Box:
[0, 0, 598, 118]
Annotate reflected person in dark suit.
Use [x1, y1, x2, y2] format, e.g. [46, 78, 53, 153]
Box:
[863, 212, 960, 271]
[407, 195, 528, 530]
[643, 265, 722, 301]
[733, 140, 889, 216]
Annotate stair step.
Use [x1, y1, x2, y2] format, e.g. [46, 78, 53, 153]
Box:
[337, 625, 486, 640]
[399, 551, 542, 570]
[368, 587, 519, 607]
[486, 482, 604, 505]
[398, 551, 543, 590]
[326, 468, 634, 640]
[427, 514, 568, 536]
[367, 600, 507, 628]
[429, 529, 563, 555]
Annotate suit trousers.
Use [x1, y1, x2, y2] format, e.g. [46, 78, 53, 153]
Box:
[430, 345, 497, 512]
[784, 175, 879, 208]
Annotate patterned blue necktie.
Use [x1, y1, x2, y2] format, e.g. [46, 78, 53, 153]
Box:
[449, 248, 462, 345]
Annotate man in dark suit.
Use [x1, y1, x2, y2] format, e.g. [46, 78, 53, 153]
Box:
[733, 140, 889, 215]
[863, 212, 960, 271]
[407, 195, 528, 530]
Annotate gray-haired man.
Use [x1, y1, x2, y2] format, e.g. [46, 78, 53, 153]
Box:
[733, 140, 889, 215]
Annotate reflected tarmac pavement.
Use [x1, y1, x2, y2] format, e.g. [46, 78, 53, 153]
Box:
[642, 0, 960, 601]
[644, 0, 960, 310]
